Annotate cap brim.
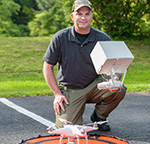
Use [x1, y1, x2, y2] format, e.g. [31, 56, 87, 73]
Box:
[74, 4, 92, 11]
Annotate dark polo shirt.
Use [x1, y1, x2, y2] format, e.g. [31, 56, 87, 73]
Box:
[43, 26, 111, 88]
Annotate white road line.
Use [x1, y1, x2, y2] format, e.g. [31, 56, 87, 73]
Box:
[0, 98, 55, 128]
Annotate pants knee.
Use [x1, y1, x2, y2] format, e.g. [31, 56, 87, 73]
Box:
[118, 86, 126, 101]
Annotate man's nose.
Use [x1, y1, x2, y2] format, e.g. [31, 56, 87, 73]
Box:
[81, 15, 86, 19]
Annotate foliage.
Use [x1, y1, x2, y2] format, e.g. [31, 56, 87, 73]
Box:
[12, 0, 38, 25]
[0, 0, 21, 36]
[36, 0, 56, 11]
[60, 0, 73, 13]
[61, 0, 150, 40]
[11, 0, 39, 36]
[0, 0, 39, 37]
[28, 2, 71, 36]
[0, 0, 149, 38]
[91, 0, 150, 39]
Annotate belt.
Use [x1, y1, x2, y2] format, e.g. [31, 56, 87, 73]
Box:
[59, 85, 85, 90]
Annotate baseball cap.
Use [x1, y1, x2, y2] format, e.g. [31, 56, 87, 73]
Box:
[72, 0, 92, 12]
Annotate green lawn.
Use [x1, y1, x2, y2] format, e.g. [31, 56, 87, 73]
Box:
[0, 37, 52, 97]
[0, 37, 150, 97]
[124, 40, 150, 92]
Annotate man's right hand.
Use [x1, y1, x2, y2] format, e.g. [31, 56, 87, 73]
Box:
[43, 62, 69, 115]
[53, 94, 69, 115]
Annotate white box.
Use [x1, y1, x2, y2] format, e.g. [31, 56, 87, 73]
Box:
[90, 41, 134, 75]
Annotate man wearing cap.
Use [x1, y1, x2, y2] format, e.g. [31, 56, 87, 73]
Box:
[43, 0, 126, 131]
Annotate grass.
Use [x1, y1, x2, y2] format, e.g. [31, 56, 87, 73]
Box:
[0, 37, 52, 97]
[0, 37, 150, 97]
[124, 40, 150, 93]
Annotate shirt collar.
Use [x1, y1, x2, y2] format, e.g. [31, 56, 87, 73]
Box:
[69, 26, 96, 44]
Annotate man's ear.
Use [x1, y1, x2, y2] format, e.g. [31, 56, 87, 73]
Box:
[92, 12, 94, 18]
[70, 13, 74, 21]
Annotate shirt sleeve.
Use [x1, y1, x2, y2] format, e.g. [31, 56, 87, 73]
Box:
[43, 34, 61, 66]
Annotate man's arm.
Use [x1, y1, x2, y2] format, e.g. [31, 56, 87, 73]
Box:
[43, 62, 69, 115]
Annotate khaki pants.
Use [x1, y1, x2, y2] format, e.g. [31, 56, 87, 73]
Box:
[55, 76, 126, 129]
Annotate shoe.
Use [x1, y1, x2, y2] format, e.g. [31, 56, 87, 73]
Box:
[91, 110, 110, 132]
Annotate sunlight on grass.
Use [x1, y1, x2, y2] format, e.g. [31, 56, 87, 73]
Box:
[0, 80, 52, 97]
[127, 84, 150, 93]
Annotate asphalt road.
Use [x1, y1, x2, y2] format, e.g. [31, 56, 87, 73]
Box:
[0, 92, 150, 144]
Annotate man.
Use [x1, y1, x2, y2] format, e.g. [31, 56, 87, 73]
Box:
[43, 0, 126, 131]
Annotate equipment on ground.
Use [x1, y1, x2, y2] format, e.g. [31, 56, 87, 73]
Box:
[47, 118, 108, 144]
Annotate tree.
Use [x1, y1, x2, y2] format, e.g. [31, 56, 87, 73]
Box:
[36, 0, 56, 11]
[0, 0, 39, 37]
[91, 0, 150, 39]
[28, 2, 71, 36]
[10, 0, 39, 36]
[12, 0, 38, 25]
[0, 0, 21, 36]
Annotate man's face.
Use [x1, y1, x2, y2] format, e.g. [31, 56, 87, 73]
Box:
[71, 6, 93, 33]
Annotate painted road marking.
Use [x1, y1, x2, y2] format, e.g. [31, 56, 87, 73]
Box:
[0, 98, 55, 128]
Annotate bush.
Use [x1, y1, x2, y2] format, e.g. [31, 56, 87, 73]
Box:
[28, 2, 71, 36]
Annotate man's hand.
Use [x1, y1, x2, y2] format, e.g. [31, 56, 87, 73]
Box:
[53, 95, 69, 115]
[43, 62, 69, 115]
[114, 76, 119, 81]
